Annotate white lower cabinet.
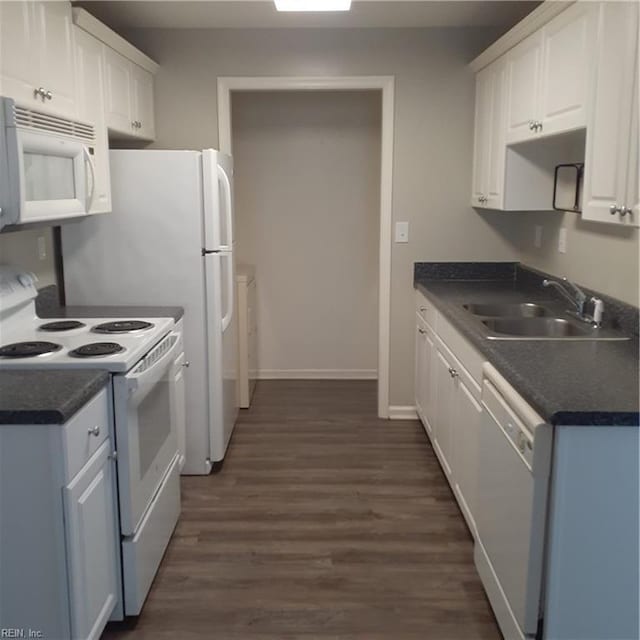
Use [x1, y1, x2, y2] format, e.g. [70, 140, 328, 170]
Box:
[451, 375, 481, 536]
[0, 387, 120, 640]
[433, 347, 455, 478]
[64, 440, 120, 640]
[414, 290, 484, 536]
[414, 316, 435, 436]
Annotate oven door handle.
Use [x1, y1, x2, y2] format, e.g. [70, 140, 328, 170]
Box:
[126, 333, 183, 396]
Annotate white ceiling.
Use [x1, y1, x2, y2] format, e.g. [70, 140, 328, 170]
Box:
[75, 1, 541, 30]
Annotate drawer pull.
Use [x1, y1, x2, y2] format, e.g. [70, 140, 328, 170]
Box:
[418, 328, 426, 335]
[448, 367, 459, 378]
[420, 306, 428, 312]
[88, 425, 101, 437]
[182, 361, 190, 368]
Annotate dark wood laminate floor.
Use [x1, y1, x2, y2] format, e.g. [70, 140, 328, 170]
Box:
[103, 380, 500, 640]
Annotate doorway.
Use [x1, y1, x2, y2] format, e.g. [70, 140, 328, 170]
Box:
[218, 76, 394, 418]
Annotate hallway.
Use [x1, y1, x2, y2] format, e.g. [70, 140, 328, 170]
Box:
[103, 380, 500, 639]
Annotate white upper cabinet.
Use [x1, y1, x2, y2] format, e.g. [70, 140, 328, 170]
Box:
[103, 47, 155, 140]
[538, 2, 594, 137]
[582, 1, 639, 227]
[472, 58, 507, 209]
[104, 46, 134, 135]
[0, 1, 76, 118]
[505, 31, 544, 144]
[75, 27, 111, 215]
[130, 62, 156, 140]
[506, 2, 595, 144]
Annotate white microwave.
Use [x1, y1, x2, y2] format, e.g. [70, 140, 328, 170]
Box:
[0, 96, 96, 229]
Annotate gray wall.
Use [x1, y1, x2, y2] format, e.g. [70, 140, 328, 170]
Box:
[502, 211, 639, 306]
[232, 90, 381, 377]
[0, 228, 56, 288]
[124, 26, 638, 407]
[124, 26, 524, 407]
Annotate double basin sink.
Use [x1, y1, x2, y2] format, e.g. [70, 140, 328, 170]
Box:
[462, 302, 629, 341]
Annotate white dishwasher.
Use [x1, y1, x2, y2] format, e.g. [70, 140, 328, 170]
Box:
[474, 364, 553, 640]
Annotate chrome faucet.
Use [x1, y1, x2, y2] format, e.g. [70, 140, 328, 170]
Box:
[542, 277, 604, 327]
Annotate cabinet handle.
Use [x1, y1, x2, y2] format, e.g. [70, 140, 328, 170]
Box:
[620, 207, 629, 218]
[610, 204, 621, 215]
[535, 121, 542, 132]
[34, 87, 46, 100]
[88, 425, 101, 437]
[419, 306, 428, 312]
[182, 361, 190, 367]
[418, 328, 426, 335]
[528, 120, 535, 131]
[45, 90, 52, 101]
[448, 367, 458, 378]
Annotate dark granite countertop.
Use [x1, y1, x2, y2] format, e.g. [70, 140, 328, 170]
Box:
[414, 263, 639, 427]
[36, 285, 184, 322]
[0, 370, 110, 425]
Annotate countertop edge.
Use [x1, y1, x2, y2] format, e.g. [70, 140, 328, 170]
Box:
[414, 281, 639, 427]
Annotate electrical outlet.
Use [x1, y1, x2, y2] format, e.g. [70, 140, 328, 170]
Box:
[395, 221, 409, 243]
[534, 225, 543, 249]
[37, 235, 47, 261]
[558, 228, 568, 254]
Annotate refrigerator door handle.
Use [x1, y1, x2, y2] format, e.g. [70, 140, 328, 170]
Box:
[202, 248, 220, 256]
[221, 253, 234, 333]
[217, 164, 233, 250]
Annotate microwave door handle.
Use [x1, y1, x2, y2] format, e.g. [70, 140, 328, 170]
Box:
[126, 333, 183, 398]
[83, 147, 96, 212]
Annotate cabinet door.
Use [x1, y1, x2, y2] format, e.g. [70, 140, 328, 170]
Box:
[64, 440, 119, 640]
[131, 63, 155, 140]
[625, 40, 639, 224]
[582, 2, 639, 226]
[538, 2, 594, 137]
[485, 60, 507, 209]
[0, 1, 40, 108]
[470, 67, 492, 207]
[171, 352, 187, 472]
[74, 28, 111, 215]
[415, 321, 435, 436]
[36, 1, 76, 118]
[452, 379, 481, 536]
[433, 349, 454, 478]
[104, 46, 134, 135]
[506, 31, 543, 144]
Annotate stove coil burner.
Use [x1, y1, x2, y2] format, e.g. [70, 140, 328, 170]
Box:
[69, 342, 125, 358]
[92, 320, 154, 334]
[38, 320, 86, 332]
[0, 341, 63, 358]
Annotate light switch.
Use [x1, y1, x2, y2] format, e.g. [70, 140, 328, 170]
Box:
[558, 227, 567, 254]
[395, 221, 409, 243]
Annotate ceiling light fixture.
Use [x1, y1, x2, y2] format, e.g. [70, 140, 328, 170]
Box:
[274, 0, 352, 12]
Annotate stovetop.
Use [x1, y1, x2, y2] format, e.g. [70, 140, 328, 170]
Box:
[0, 316, 175, 373]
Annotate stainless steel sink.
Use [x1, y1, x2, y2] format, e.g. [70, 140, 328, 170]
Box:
[463, 302, 553, 318]
[482, 317, 591, 338]
[460, 301, 630, 341]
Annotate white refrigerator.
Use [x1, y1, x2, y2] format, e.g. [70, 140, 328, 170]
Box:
[61, 149, 238, 475]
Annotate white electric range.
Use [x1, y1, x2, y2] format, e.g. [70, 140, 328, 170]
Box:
[0, 266, 184, 618]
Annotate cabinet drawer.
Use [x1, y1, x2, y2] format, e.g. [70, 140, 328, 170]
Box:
[436, 315, 484, 387]
[63, 387, 110, 481]
[415, 290, 437, 328]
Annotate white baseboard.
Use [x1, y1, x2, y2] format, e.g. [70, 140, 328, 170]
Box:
[388, 405, 419, 420]
[257, 369, 378, 380]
